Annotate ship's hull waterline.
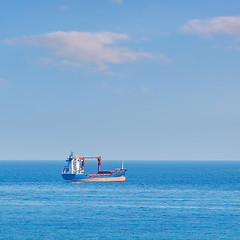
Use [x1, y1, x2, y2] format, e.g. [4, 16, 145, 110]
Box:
[62, 171, 126, 182]
[63, 175, 126, 182]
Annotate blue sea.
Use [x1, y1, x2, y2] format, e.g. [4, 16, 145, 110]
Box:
[0, 160, 240, 240]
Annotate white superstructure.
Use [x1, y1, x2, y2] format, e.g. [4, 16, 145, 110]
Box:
[63, 152, 83, 174]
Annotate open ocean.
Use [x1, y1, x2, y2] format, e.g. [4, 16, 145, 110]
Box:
[0, 160, 240, 240]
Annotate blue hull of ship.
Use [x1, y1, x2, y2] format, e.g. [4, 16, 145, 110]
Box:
[62, 171, 126, 182]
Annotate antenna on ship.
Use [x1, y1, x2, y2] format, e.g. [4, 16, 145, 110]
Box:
[121, 160, 124, 170]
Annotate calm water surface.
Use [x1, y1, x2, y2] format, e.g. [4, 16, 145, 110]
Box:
[0, 160, 240, 239]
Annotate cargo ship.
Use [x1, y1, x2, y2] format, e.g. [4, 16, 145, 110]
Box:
[62, 152, 127, 182]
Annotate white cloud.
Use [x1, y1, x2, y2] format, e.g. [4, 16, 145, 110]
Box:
[5, 31, 169, 68]
[181, 16, 240, 35]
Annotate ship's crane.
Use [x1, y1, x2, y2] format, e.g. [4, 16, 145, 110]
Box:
[78, 156, 102, 174]
[66, 154, 102, 174]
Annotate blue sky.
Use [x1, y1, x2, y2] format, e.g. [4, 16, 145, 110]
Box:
[1, 0, 240, 160]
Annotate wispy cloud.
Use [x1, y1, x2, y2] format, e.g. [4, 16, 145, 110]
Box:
[59, 5, 68, 10]
[4, 31, 170, 69]
[181, 16, 240, 36]
[0, 78, 8, 88]
[141, 87, 150, 93]
[112, 0, 123, 4]
[35, 56, 55, 66]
